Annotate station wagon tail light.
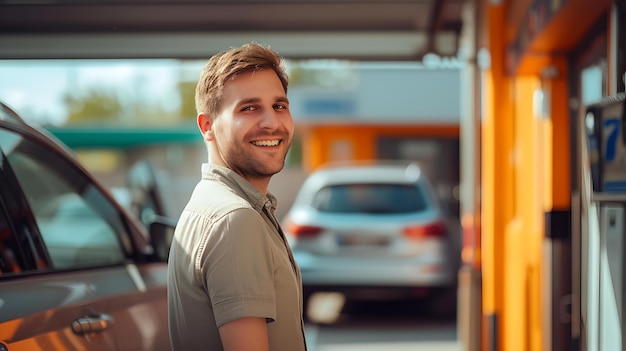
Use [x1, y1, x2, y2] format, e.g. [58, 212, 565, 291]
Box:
[402, 221, 447, 239]
[283, 219, 323, 237]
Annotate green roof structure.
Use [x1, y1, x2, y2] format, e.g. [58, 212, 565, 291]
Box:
[46, 126, 201, 149]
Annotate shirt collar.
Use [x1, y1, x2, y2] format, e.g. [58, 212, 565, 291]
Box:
[201, 163, 277, 213]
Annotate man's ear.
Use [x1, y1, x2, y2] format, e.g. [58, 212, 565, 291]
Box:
[197, 113, 215, 141]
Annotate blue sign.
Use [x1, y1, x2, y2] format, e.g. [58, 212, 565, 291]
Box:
[303, 98, 356, 116]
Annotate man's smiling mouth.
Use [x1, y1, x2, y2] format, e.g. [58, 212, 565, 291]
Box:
[251, 139, 281, 147]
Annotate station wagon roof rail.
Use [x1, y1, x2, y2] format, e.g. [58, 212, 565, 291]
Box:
[317, 159, 420, 170]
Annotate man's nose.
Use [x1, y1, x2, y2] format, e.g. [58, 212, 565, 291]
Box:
[259, 108, 281, 129]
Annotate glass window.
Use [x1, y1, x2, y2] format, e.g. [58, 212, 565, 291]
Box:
[581, 64, 606, 106]
[312, 183, 427, 214]
[0, 129, 126, 269]
[0, 201, 24, 275]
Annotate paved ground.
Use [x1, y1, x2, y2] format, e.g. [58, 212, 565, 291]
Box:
[306, 323, 462, 351]
[304, 293, 462, 351]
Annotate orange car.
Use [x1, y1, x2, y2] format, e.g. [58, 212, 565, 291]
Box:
[0, 102, 174, 351]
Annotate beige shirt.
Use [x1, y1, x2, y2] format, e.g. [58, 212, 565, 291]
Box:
[168, 164, 307, 351]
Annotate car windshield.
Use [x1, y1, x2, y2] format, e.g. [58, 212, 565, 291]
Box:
[311, 183, 428, 214]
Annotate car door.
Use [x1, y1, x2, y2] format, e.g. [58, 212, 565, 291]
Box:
[0, 125, 170, 351]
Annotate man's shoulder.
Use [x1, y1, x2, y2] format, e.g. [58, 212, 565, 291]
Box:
[187, 179, 254, 216]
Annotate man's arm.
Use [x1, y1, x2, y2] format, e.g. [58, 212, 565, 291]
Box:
[219, 317, 269, 351]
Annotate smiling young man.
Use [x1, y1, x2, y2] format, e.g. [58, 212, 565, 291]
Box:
[167, 43, 307, 351]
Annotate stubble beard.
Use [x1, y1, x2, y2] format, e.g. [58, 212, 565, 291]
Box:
[225, 138, 292, 180]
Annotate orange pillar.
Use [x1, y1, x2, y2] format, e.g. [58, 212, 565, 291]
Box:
[481, 2, 514, 350]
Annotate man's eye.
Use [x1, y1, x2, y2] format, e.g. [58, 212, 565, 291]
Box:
[274, 104, 287, 110]
[242, 106, 256, 111]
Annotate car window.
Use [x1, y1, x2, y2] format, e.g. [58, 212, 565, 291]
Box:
[0, 129, 126, 269]
[312, 183, 428, 214]
[0, 201, 24, 275]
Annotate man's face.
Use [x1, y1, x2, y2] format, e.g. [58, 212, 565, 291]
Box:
[209, 68, 293, 181]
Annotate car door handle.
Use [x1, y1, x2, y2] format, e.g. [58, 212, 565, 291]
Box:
[71, 314, 113, 335]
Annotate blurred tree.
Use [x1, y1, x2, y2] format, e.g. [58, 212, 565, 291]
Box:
[286, 135, 302, 166]
[178, 81, 197, 120]
[63, 87, 123, 125]
[63, 86, 179, 126]
[287, 61, 357, 89]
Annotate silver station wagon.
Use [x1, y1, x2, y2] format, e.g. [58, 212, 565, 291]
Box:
[282, 161, 459, 319]
[0, 102, 174, 351]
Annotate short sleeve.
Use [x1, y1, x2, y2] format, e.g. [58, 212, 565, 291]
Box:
[200, 208, 276, 327]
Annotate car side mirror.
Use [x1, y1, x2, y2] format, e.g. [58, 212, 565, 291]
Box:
[148, 215, 176, 261]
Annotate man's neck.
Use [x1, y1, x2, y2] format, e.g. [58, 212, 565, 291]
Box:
[244, 176, 270, 195]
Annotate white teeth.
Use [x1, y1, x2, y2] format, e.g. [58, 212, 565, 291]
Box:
[252, 140, 280, 147]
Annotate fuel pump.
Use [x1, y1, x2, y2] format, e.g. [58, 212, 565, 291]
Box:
[583, 93, 626, 350]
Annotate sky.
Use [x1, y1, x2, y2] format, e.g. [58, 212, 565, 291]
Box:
[0, 59, 198, 126]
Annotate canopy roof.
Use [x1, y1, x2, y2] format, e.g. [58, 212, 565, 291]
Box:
[0, 0, 471, 61]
